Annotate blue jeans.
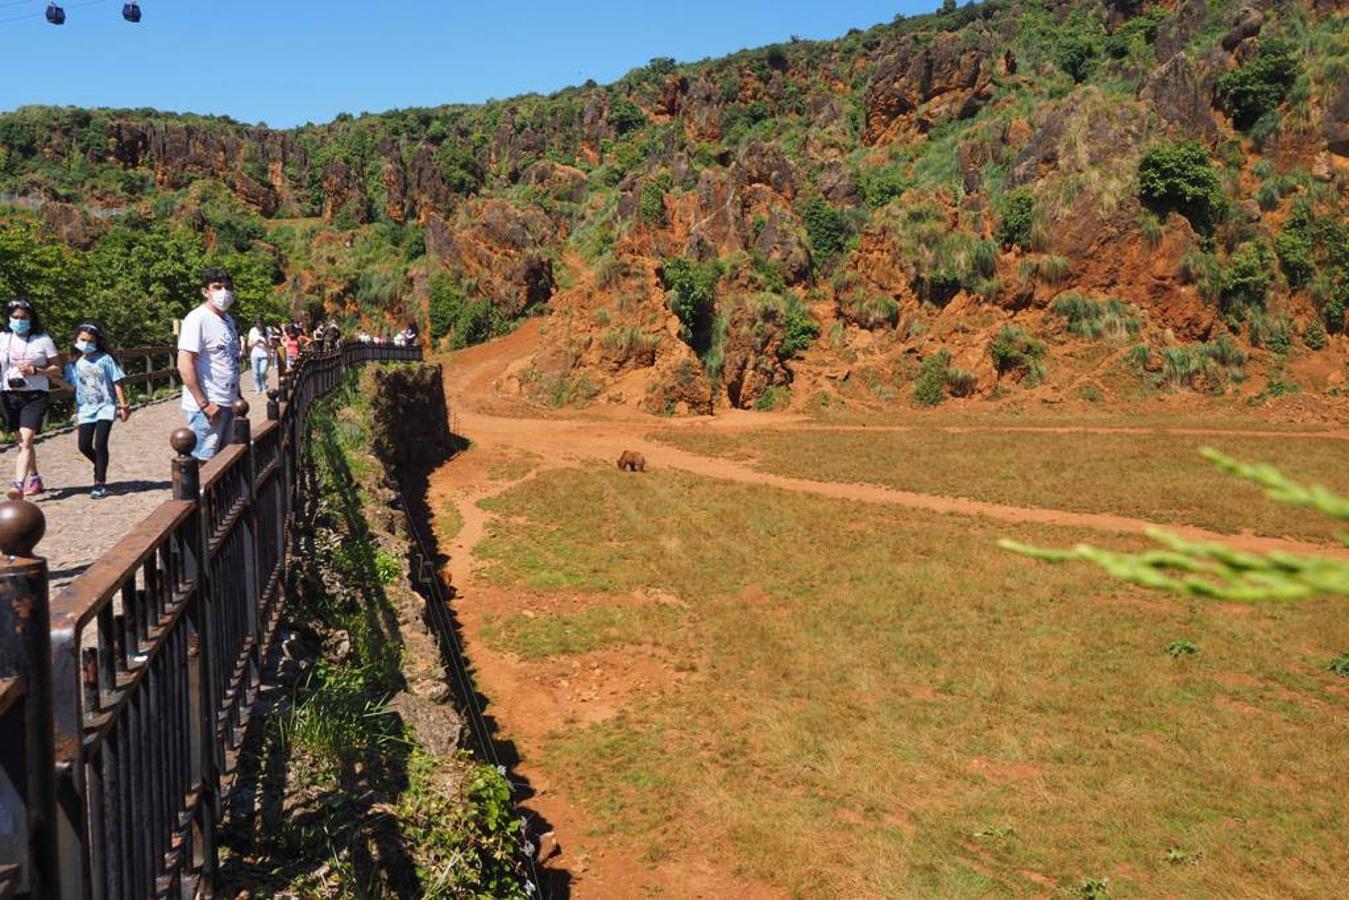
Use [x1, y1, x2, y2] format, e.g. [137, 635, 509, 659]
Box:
[251, 355, 269, 393]
[184, 407, 234, 461]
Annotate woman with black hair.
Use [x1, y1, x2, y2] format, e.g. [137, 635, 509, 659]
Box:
[64, 323, 128, 499]
[0, 299, 61, 496]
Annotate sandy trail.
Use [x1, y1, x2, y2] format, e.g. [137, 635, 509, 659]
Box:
[423, 322, 1348, 897]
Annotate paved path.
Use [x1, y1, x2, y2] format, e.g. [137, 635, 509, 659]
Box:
[0, 384, 277, 591]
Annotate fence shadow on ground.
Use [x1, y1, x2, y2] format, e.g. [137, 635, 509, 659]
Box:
[399, 429, 570, 898]
[218, 417, 424, 896]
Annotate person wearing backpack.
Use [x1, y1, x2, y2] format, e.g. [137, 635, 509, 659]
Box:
[63, 323, 129, 499]
[0, 298, 61, 496]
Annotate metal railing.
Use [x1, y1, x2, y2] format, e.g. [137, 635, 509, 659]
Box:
[0, 340, 422, 898]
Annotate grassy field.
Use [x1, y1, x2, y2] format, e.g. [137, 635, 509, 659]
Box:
[474, 465, 1349, 897]
[648, 428, 1349, 544]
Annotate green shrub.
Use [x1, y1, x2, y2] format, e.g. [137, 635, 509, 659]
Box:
[1126, 343, 1151, 371]
[1222, 242, 1274, 315]
[1255, 180, 1281, 212]
[1275, 226, 1315, 290]
[640, 181, 666, 226]
[753, 385, 791, 411]
[1163, 346, 1206, 388]
[913, 350, 952, 407]
[427, 272, 508, 349]
[1248, 313, 1292, 355]
[858, 165, 908, 208]
[1056, 33, 1099, 83]
[435, 141, 485, 195]
[997, 189, 1035, 249]
[1327, 654, 1349, 677]
[990, 325, 1046, 383]
[1104, 8, 1166, 59]
[1166, 639, 1198, 658]
[802, 197, 848, 263]
[779, 294, 820, 359]
[1200, 333, 1247, 369]
[1138, 141, 1227, 235]
[1303, 319, 1327, 350]
[1216, 39, 1299, 130]
[1324, 292, 1346, 335]
[661, 256, 722, 353]
[607, 96, 648, 135]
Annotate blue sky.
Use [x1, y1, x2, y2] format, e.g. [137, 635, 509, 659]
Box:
[0, 0, 936, 128]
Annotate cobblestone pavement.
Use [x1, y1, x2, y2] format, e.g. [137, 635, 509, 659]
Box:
[0, 382, 277, 592]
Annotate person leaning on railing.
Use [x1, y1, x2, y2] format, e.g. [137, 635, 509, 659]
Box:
[0, 298, 62, 496]
[176, 267, 241, 461]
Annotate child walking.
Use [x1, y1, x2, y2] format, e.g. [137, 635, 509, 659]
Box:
[64, 324, 129, 499]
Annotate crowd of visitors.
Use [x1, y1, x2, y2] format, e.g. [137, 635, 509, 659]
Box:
[0, 265, 423, 497]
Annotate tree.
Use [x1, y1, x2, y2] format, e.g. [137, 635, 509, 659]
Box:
[661, 256, 721, 353]
[1137, 141, 1227, 236]
[1003, 450, 1349, 603]
[1055, 33, 1098, 83]
[606, 96, 647, 136]
[997, 189, 1035, 249]
[801, 198, 847, 264]
[1216, 39, 1299, 130]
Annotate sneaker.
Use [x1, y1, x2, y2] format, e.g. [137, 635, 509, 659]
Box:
[23, 474, 43, 496]
[90, 485, 109, 500]
[9, 481, 22, 499]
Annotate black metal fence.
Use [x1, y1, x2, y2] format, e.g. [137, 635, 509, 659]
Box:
[0, 341, 422, 898]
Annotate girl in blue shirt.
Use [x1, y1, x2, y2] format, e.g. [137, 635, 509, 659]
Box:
[64, 324, 129, 499]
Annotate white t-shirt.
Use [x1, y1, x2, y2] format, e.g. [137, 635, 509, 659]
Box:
[178, 305, 240, 411]
[0, 331, 60, 392]
[246, 326, 271, 360]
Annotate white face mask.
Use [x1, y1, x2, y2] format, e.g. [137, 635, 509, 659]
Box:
[210, 288, 235, 312]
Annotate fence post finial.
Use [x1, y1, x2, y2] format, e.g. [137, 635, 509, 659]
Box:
[266, 388, 280, 421]
[0, 496, 45, 559]
[231, 399, 251, 446]
[171, 428, 200, 501]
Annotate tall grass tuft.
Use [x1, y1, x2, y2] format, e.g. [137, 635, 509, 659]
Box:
[1052, 294, 1143, 340]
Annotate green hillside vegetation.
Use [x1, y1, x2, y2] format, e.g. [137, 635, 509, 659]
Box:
[0, 0, 1344, 404]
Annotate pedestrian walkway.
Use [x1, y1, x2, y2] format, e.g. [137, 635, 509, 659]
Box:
[0, 380, 279, 590]
[0, 398, 182, 588]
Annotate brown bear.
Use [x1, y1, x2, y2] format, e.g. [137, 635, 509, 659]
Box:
[617, 450, 646, 472]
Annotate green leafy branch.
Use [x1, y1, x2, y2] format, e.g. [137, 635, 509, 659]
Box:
[1000, 449, 1349, 602]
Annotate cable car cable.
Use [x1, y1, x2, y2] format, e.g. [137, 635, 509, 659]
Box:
[0, 0, 104, 25]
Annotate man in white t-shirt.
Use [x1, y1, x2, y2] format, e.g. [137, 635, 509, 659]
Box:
[177, 267, 241, 460]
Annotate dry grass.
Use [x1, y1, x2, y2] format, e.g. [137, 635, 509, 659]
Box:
[649, 428, 1349, 543]
[473, 466, 1349, 897]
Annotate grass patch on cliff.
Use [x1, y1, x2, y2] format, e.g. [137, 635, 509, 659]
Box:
[647, 427, 1349, 544]
[473, 465, 1349, 897]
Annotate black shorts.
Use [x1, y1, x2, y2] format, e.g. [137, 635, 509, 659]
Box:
[2, 390, 49, 433]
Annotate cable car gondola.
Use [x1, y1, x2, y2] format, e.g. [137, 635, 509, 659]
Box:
[122, 2, 141, 22]
[45, 3, 65, 25]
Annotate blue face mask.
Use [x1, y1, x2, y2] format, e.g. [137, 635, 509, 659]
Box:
[76, 340, 96, 354]
[9, 318, 30, 335]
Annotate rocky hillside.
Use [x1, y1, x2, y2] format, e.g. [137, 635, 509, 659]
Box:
[1, 0, 1346, 412]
